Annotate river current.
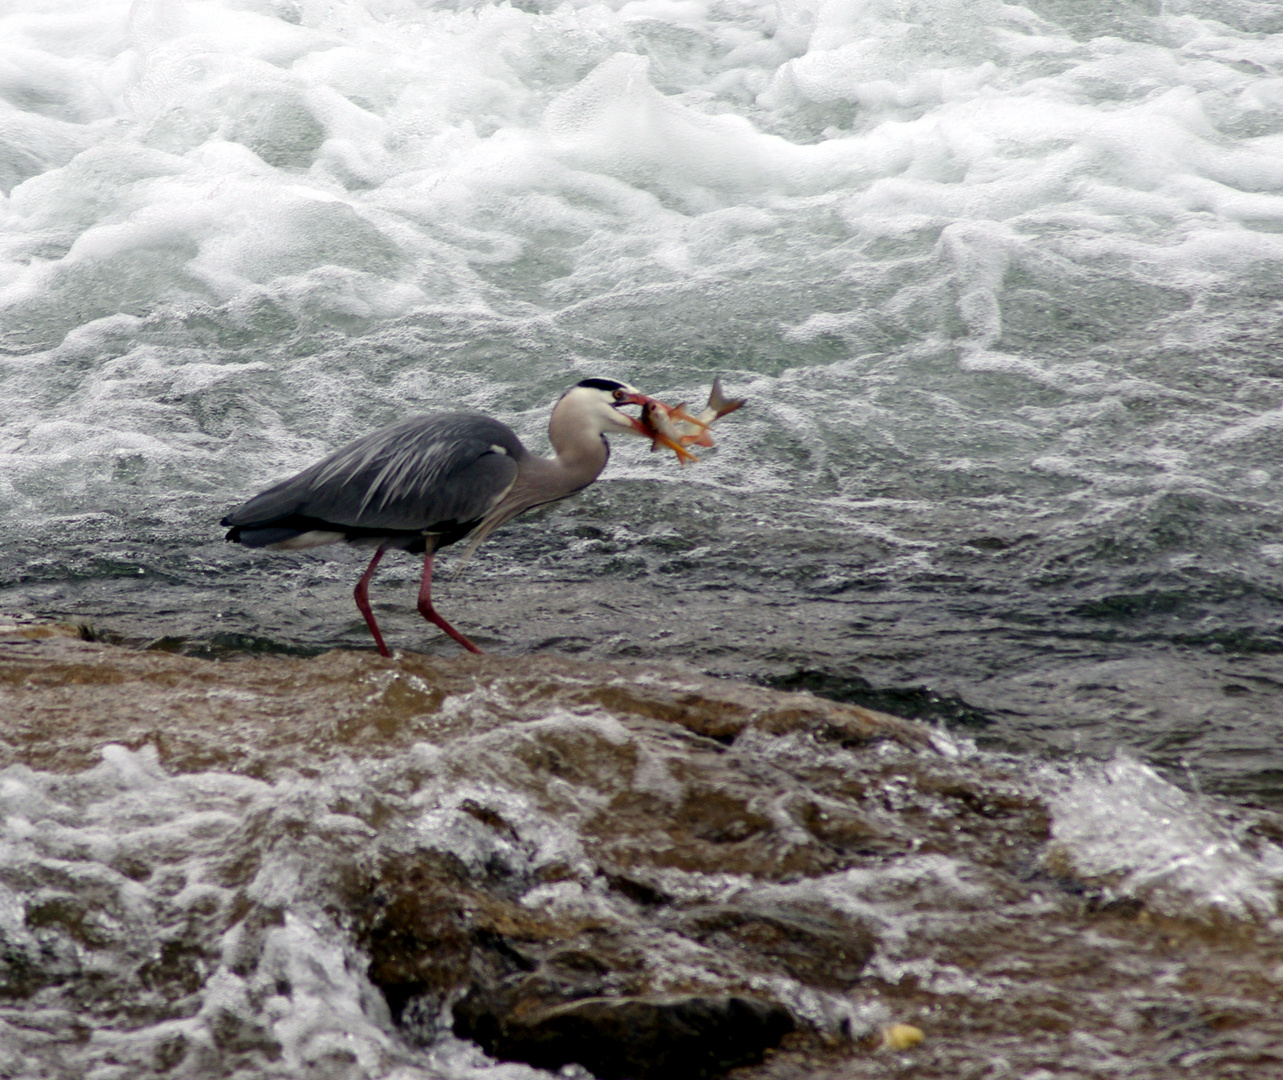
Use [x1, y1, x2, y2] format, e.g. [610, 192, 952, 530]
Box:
[2, 0, 1283, 1076]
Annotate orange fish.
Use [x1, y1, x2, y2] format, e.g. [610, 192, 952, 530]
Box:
[640, 378, 746, 465]
[642, 399, 701, 464]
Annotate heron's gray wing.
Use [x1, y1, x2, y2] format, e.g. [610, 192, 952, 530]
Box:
[225, 413, 524, 533]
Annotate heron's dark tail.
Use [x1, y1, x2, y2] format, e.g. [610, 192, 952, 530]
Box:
[221, 518, 311, 547]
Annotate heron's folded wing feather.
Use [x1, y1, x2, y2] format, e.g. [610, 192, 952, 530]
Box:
[224, 413, 524, 533]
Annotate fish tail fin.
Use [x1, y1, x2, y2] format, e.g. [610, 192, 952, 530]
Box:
[707, 376, 746, 420]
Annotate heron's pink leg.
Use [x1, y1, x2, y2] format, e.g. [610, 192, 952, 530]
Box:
[418, 550, 482, 654]
[353, 546, 391, 657]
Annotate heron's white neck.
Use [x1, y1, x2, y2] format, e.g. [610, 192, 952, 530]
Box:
[454, 389, 625, 562]
[544, 393, 614, 493]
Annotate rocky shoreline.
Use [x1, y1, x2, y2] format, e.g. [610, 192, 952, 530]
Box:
[1, 627, 1281, 1079]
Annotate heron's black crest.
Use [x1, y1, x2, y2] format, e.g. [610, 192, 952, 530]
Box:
[576, 378, 626, 393]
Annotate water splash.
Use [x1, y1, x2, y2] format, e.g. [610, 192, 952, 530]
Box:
[1045, 753, 1283, 920]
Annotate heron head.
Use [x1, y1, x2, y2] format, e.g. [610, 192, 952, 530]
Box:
[566, 378, 657, 436]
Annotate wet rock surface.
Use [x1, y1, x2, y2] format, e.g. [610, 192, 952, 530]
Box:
[673, 899, 875, 991]
[0, 633, 1281, 1079]
[459, 994, 795, 1080]
[0, 629, 923, 778]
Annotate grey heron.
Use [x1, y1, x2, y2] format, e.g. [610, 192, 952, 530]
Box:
[222, 378, 658, 655]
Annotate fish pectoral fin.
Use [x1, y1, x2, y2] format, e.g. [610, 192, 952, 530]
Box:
[651, 427, 696, 460]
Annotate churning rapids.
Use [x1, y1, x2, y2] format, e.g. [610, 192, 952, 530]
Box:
[4, 0, 1283, 1076]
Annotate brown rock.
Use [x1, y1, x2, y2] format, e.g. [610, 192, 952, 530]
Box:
[675, 899, 874, 990]
[454, 993, 794, 1080]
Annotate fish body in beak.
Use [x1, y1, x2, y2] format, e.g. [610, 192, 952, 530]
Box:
[638, 377, 746, 465]
[642, 400, 701, 463]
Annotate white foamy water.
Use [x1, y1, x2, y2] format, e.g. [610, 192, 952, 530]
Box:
[4, 0, 1283, 490]
[3, 1, 1283, 801]
[1045, 753, 1283, 920]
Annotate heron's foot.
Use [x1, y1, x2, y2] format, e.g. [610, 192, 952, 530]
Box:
[418, 600, 483, 654]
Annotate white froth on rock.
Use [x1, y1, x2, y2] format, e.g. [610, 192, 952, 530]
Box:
[1045, 754, 1283, 921]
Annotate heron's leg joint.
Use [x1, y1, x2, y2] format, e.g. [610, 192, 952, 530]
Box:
[354, 546, 392, 658]
[418, 550, 483, 654]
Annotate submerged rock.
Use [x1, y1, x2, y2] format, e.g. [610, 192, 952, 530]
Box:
[455, 994, 794, 1080]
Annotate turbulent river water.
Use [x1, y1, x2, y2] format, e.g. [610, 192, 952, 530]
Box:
[3, 0, 1283, 1076]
